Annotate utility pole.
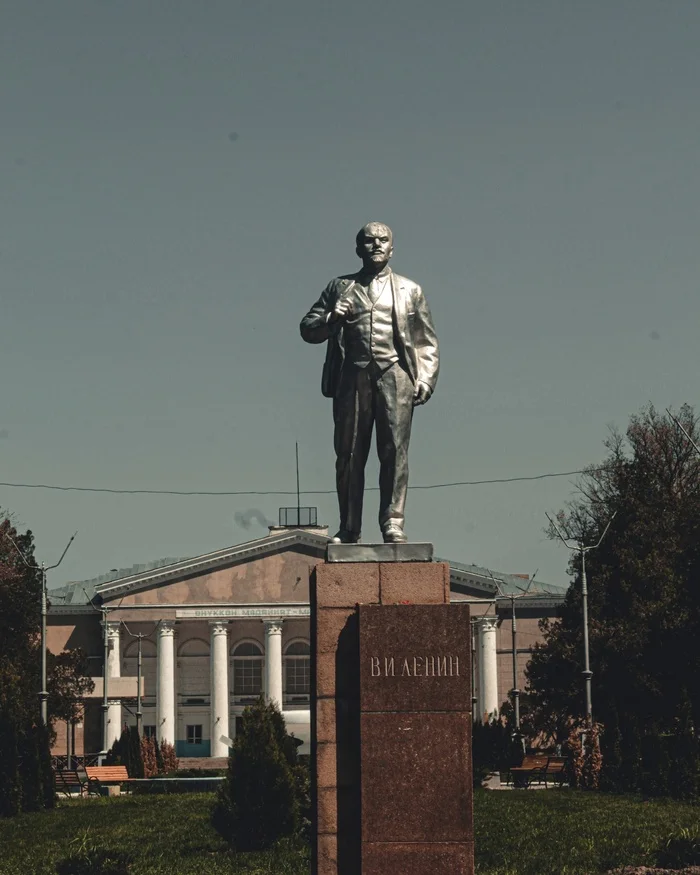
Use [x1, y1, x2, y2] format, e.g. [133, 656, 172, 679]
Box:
[486, 570, 537, 733]
[9, 531, 77, 725]
[666, 407, 700, 456]
[546, 513, 616, 723]
[296, 442, 301, 526]
[120, 620, 161, 736]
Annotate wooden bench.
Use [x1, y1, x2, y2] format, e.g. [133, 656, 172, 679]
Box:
[509, 755, 549, 788]
[542, 756, 567, 787]
[509, 755, 568, 788]
[54, 768, 89, 797]
[85, 765, 131, 795]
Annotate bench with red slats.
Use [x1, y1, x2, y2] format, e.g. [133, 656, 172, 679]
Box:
[85, 765, 131, 794]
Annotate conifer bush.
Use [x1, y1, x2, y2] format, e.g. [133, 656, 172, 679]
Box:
[157, 740, 179, 774]
[212, 697, 300, 851]
[140, 735, 158, 778]
[471, 717, 520, 787]
[105, 726, 144, 777]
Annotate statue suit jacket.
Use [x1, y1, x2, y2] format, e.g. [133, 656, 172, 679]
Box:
[300, 270, 439, 399]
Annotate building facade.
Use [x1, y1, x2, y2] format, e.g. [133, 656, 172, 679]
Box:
[47, 524, 566, 762]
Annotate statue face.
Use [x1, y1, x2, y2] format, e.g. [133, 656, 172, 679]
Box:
[356, 223, 393, 270]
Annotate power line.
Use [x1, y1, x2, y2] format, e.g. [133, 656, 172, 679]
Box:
[0, 468, 601, 497]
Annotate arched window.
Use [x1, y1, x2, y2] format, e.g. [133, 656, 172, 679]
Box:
[178, 638, 210, 702]
[284, 640, 310, 700]
[231, 641, 263, 704]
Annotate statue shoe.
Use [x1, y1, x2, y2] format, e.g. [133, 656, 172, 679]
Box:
[331, 529, 360, 544]
[382, 524, 407, 543]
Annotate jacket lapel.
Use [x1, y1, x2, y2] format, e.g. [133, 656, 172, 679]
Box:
[391, 272, 407, 340]
[391, 273, 417, 382]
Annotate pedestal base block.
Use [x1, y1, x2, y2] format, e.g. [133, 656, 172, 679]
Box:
[360, 712, 472, 844]
[362, 842, 474, 875]
[312, 558, 473, 875]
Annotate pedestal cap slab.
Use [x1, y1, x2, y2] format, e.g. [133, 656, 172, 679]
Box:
[326, 543, 433, 563]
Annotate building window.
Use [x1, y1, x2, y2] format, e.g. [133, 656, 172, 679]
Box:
[186, 724, 203, 745]
[232, 641, 263, 704]
[143, 725, 156, 739]
[284, 640, 310, 700]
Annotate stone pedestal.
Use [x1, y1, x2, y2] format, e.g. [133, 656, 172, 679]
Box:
[312, 547, 473, 875]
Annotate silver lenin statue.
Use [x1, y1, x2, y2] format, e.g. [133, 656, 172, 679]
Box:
[300, 222, 439, 544]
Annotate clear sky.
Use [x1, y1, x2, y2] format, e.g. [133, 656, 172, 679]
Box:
[3, 0, 700, 589]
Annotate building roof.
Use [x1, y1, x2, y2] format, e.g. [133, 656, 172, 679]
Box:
[49, 557, 188, 606]
[48, 530, 568, 609]
[444, 559, 567, 597]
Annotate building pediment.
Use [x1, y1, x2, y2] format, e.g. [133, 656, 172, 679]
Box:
[96, 530, 330, 607]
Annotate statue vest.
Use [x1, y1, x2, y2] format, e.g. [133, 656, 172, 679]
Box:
[343, 281, 399, 370]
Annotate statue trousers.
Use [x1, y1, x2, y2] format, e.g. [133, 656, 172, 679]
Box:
[333, 360, 414, 535]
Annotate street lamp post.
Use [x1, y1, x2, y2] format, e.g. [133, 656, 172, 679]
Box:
[486, 570, 537, 733]
[546, 513, 615, 723]
[580, 546, 593, 722]
[121, 621, 160, 737]
[8, 532, 77, 725]
[509, 593, 520, 731]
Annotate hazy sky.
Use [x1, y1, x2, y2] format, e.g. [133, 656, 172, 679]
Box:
[3, 1, 700, 589]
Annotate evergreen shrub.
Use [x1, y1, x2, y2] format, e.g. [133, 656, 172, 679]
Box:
[471, 718, 521, 787]
[158, 740, 179, 774]
[105, 726, 144, 778]
[212, 697, 300, 851]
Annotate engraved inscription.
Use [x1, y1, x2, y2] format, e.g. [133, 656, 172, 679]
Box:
[370, 655, 460, 678]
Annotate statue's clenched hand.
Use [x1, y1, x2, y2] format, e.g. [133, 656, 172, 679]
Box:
[327, 298, 353, 324]
[413, 381, 432, 406]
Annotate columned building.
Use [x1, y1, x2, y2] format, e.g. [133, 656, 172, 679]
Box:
[47, 521, 566, 761]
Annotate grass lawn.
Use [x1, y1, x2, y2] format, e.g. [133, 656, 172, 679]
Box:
[0, 790, 698, 874]
[0, 793, 308, 875]
[473, 789, 700, 874]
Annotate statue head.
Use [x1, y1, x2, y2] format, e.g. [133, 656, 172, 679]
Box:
[355, 222, 394, 272]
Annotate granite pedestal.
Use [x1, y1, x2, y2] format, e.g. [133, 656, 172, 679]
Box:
[311, 545, 473, 875]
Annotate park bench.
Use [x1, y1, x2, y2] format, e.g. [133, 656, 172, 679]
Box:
[508, 755, 568, 788]
[54, 767, 89, 797]
[508, 755, 569, 788]
[85, 765, 131, 795]
[509, 755, 549, 788]
[542, 756, 567, 788]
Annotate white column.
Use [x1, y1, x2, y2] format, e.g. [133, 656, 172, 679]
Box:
[477, 616, 499, 723]
[157, 621, 176, 746]
[264, 620, 283, 710]
[105, 622, 122, 749]
[209, 621, 230, 758]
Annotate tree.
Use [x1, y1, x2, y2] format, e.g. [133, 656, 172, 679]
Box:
[0, 514, 56, 815]
[526, 405, 700, 790]
[213, 697, 300, 850]
[105, 726, 144, 778]
[48, 649, 95, 727]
